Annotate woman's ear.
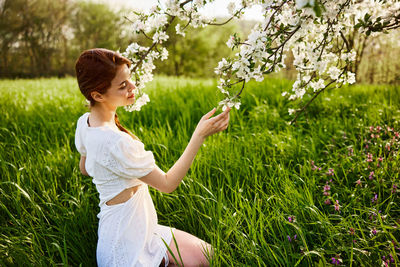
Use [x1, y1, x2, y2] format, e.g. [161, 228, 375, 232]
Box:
[91, 91, 104, 103]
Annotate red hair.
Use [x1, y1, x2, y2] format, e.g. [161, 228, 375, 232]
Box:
[75, 48, 139, 141]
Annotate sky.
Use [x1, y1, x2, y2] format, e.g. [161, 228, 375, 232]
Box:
[89, 0, 264, 21]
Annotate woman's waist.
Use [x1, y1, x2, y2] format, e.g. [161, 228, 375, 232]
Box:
[97, 182, 144, 204]
[105, 184, 142, 206]
[96, 185, 157, 221]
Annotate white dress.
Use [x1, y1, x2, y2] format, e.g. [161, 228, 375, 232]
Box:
[75, 112, 175, 267]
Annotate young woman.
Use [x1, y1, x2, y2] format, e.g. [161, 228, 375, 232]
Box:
[74, 48, 231, 267]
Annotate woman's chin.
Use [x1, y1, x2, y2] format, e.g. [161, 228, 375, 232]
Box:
[125, 98, 135, 105]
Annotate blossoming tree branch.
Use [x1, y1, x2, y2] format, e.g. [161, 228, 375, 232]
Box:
[121, 0, 400, 124]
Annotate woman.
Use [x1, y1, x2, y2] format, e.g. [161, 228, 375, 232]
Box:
[74, 48, 231, 267]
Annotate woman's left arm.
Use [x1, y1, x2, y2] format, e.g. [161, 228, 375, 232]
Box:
[79, 156, 89, 176]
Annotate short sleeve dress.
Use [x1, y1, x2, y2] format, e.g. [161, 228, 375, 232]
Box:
[75, 112, 175, 267]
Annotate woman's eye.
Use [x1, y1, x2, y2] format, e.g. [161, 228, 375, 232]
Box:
[120, 82, 127, 89]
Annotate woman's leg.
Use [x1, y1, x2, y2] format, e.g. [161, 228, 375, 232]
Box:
[165, 229, 213, 267]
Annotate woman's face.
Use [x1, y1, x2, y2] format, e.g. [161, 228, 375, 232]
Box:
[101, 64, 136, 108]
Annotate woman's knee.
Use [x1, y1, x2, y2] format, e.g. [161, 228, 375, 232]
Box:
[199, 241, 213, 262]
[166, 229, 213, 267]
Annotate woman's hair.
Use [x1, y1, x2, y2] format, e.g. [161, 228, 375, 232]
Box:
[75, 48, 139, 141]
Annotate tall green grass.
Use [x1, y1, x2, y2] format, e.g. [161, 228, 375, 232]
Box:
[0, 76, 399, 266]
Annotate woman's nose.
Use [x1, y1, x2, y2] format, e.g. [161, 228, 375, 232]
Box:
[128, 80, 136, 91]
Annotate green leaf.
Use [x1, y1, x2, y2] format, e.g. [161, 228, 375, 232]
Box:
[364, 13, 371, 22]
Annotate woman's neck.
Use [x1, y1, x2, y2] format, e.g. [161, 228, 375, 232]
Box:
[89, 105, 117, 128]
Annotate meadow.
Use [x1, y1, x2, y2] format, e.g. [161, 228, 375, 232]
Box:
[0, 76, 399, 266]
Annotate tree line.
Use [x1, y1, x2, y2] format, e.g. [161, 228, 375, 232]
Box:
[0, 0, 239, 78]
[0, 0, 398, 84]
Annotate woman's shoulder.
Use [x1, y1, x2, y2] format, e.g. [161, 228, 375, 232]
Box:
[76, 112, 90, 128]
[75, 112, 145, 150]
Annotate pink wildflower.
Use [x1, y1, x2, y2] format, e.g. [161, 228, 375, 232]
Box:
[392, 184, 397, 194]
[311, 161, 322, 171]
[334, 200, 340, 212]
[327, 168, 334, 176]
[385, 143, 391, 151]
[348, 147, 353, 156]
[349, 227, 355, 235]
[369, 171, 374, 180]
[356, 179, 361, 187]
[311, 160, 317, 171]
[323, 184, 331, 196]
[366, 153, 373, 162]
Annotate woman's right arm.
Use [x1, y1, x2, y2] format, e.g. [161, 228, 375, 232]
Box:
[139, 107, 231, 193]
[79, 156, 89, 176]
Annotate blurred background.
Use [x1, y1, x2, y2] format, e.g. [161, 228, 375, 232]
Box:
[0, 0, 399, 84]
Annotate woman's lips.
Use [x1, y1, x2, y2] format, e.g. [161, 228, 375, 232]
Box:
[128, 94, 134, 99]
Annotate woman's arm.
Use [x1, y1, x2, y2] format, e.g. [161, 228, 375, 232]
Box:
[139, 107, 231, 193]
[79, 156, 89, 176]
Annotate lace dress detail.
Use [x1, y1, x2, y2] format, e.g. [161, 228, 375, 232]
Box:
[75, 112, 174, 267]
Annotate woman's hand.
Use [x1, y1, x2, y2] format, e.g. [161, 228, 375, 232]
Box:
[193, 107, 231, 140]
[140, 106, 231, 193]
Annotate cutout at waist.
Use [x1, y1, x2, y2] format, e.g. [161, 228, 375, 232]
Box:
[105, 184, 142, 206]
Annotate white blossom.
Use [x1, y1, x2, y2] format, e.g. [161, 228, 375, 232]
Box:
[125, 93, 150, 112]
[226, 36, 235, 49]
[152, 31, 169, 43]
[219, 98, 241, 111]
[175, 24, 186, 37]
[296, 0, 315, 9]
[347, 72, 356, 84]
[227, 2, 236, 16]
[328, 66, 341, 80]
[310, 79, 325, 92]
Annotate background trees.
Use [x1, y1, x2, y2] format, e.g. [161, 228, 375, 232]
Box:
[0, 0, 398, 85]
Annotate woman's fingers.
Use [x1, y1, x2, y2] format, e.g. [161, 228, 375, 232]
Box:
[202, 107, 217, 121]
[209, 107, 230, 123]
[213, 113, 230, 131]
[195, 107, 231, 138]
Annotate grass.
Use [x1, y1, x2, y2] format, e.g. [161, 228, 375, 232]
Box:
[0, 75, 399, 266]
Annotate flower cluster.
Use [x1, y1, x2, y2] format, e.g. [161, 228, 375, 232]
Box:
[121, 0, 399, 115]
[212, 0, 400, 119]
[121, 0, 247, 112]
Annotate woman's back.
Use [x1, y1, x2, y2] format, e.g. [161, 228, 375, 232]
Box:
[75, 112, 155, 207]
[75, 112, 174, 267]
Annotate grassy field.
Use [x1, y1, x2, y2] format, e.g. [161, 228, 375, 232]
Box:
[0, 76, 399, 266]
